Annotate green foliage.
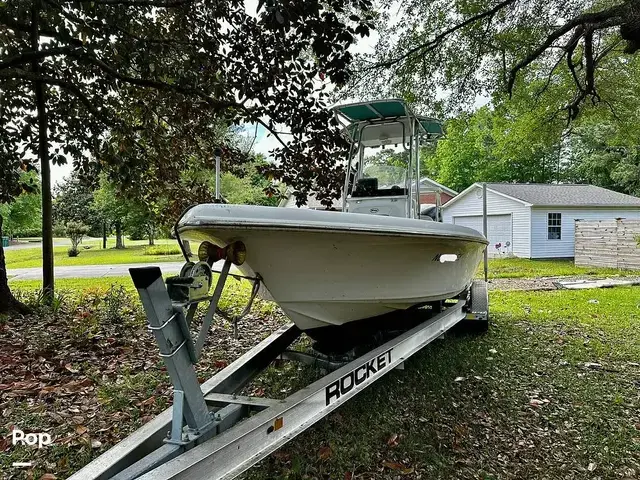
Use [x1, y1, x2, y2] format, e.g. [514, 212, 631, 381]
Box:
[1, 0, 374, 207]
[351, 0, 639, 120]
[144, 245, 182, 256]
[566, 121, 640, 197]
[65, 221, 90, 256]
[425, 98, 565, 191]
[219, 172, 278, 206]
[53, 171, 101, 236]
[0, 173, 42, 237]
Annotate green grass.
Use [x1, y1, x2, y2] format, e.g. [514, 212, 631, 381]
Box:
[481, 257, 632, 279]
[9, 273, 277, 317]
[5, 241, 183, 268]
[10, 276, 137, 291]
[244, 286, 640, 479]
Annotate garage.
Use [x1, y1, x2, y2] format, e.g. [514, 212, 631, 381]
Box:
[453, 214, 512, 256]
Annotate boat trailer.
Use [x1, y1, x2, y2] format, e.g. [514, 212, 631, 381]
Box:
[69, 255, 489, 480]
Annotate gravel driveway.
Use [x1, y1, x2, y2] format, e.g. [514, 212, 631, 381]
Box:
[488, 276, 640, 291]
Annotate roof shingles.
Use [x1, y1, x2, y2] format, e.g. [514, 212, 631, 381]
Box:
[487, 183, 640, 207]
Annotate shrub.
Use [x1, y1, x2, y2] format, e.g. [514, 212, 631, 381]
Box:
[144, 244, 182, 256]
[66, 221, 90, 256]
[53, 223, 66, 237]
[12, 227, 42, 238]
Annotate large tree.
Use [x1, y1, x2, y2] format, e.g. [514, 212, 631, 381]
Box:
[350, 0, 640, 119]
[0, 0, 373, 309]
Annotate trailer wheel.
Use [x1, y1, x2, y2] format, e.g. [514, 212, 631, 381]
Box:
[458, 280, 489, 333]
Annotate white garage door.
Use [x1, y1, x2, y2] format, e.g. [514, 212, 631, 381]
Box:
[454, 214, 513, 256]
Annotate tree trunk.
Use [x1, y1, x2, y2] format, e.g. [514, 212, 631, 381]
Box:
[148, 224, 155, 246]
[0, 215, 30, 315]
[102, 221, 107, 249]
[31, 0, 54, 302]
[115, 221, 124, 249]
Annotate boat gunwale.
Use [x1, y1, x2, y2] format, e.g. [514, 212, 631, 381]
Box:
[177, 220, 489, 246]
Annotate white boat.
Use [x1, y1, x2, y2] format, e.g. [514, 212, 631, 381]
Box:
[176, 99, 488, 341]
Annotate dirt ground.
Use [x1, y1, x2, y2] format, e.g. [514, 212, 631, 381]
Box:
[488, 275, 640, 291]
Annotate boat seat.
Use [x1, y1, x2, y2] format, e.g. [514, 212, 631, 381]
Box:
[352, 178, 408, 198]
[352, 178, 378, 197]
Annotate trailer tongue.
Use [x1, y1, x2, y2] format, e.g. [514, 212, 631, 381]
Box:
[68, 260, 488, 480]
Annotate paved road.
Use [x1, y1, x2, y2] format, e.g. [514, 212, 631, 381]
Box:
[4, 237, 90, 250]
[7, 260, 235, 281]
[7, 262, 186, 281]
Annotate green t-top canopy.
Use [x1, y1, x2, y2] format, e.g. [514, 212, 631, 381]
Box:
[334, 99, 410, 122]
[334, 99, 444, 139]
[418, 117, 445, 137]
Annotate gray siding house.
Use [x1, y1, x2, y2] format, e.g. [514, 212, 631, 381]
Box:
[442, 183, 640, 258]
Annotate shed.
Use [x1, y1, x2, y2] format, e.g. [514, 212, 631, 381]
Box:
[442, 183, 640, 258]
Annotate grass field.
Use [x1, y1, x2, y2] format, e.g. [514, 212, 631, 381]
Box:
[243, 286, 640, 479]
[10, 276, 137, 292]
[480, 257, 631, 279]
[5, 241, 183, 268]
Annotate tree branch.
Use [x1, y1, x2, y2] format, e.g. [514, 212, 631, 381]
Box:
[0, 69, 112, 124]
[565, 26, 585, 94]
[0, 47, 79, 70]
[0, 13, 84, 46]
[89, 0, 196, 6]
[507, 2, 628, 94]
[66, 50, 236, 111]
[363, 0, 518, 71]
[534, 52, 564, 99]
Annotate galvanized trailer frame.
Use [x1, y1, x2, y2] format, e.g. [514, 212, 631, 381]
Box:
[69, 265, 488, 480]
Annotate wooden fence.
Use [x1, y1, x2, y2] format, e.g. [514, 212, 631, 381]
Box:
[575, 219, 640, 270]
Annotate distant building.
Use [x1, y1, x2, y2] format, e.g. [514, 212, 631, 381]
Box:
[442, 183, 640, 258]
[418, 177, 457, 205]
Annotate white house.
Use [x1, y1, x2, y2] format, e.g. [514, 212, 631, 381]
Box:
[442, 183, 640, 258]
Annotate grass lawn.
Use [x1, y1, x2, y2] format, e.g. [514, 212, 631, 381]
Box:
[242, 286, 640, 479]
[3, 278, 640, 478]
[10, 276, 137, 292]
[5, 241, 183, 269]
[481, 257, 632, 279]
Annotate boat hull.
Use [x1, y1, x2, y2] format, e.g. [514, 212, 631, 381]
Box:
[177, 205, 487, 332]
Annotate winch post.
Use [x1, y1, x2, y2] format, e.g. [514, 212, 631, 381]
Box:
[130, 267, 212, 432]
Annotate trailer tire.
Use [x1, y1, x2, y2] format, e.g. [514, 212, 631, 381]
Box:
[458, 280, 489, 334]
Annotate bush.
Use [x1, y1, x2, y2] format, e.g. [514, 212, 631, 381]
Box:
[144, 244, 182, 256]
[127, 226, 147, 241]
[12, 227, 42, 238]
[53, 223, 66, 237]
[66, 221, 90, 256]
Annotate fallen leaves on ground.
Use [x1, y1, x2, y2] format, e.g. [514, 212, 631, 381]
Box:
[318, 445, 332, 460]
[382, 460, 414, 474]
[1, 287, 287, 479]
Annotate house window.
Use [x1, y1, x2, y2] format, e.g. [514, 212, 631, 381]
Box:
[548, 213, 562, 240]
